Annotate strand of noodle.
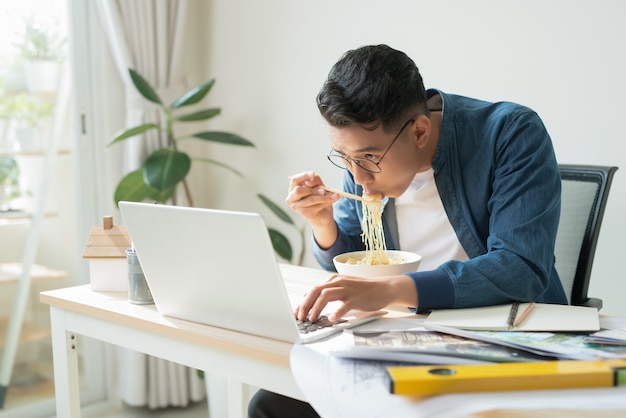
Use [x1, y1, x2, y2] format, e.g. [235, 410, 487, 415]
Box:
[361, 195, 390, 265]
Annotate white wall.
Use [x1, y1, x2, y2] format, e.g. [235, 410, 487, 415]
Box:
[192, 0, 625, 317]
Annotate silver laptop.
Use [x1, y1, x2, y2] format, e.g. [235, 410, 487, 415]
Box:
[118, 201, 384, 344]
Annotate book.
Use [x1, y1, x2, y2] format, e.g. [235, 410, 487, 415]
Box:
[330, 329, 554, 364]
[423, 303, 600, 332]
[385, 359, 626, 396]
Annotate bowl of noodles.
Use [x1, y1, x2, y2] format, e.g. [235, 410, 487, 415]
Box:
[331, 192, 421, 277]
[333, 250, 422, 278]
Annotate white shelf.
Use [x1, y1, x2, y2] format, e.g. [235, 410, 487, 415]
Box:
[0, 211, 58, 226]
[0, 263, 67, 284]
[1, 68, 71, 397]
[0, 149, 71, 157]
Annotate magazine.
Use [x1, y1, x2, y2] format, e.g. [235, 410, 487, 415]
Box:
[422, 323, 626, 360]
[330, 329, 555, 364]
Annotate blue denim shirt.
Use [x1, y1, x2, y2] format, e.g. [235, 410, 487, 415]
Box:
[312, 89, 568, 312]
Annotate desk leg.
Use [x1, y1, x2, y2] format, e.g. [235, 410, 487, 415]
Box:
[50, 306, 81, 417]
[205, 373, 250, 418]
[227, 378, 250, 418]
[205, 373, 226, 418]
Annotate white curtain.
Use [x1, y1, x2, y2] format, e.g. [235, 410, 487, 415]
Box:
[94, 0, 205, 409]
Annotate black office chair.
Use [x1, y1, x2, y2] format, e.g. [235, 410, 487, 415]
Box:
[554, 164, 618, 310]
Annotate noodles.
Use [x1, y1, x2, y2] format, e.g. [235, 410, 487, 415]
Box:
[344, 255, 405, 265]
[360, 194, 390, 265]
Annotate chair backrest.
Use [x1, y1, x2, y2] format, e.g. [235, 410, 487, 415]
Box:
[555, 164, 618, 309]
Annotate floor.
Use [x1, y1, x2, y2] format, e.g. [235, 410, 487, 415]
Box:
[95, 400, 210, 418]
[4, 373, 211, 418]
[3, 358, 237, 418]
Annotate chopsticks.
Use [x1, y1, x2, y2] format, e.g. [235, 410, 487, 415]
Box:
[322, 186, 366, 202]
[321, 186, 383, 205]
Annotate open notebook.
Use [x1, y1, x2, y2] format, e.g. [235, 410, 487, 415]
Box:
[423, 303, 600, 332]
[118, 202, 384, 344]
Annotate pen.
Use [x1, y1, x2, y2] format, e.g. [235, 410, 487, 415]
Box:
[513, 302, 536, 328]
[506, 302, 520, 330]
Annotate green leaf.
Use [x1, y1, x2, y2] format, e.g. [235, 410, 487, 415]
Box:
[129, 69, 162, 105]
[191, 131, 255, 147]
[143, 149, 191, 191]
[113, 169, 153, 206]
[268, 228, 293, 261]
[112, 169, 176, 206]
[194, 157, 244, 177]
[170, 79, 215, 109]
[0, 157, 19, 183]
[258, 194, 294, 225]
[174, 108, 221, 122]
[147, 185, 176, 204]
[108, 123, 160, 146]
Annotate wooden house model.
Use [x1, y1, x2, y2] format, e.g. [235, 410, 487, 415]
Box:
[82, 216, 131, 291]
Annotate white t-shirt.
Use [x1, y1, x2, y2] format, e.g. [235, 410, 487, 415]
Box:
[395, 168, 469, 271]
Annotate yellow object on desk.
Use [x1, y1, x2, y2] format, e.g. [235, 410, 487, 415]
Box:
[386, 359, 626, 396]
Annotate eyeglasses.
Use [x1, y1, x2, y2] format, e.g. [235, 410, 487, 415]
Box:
[327, 118, 414, 174]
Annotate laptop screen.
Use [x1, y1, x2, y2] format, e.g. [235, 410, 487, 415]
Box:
[119, 202, 303, 343]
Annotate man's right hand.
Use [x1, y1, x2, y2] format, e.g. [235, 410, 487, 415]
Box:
[286, 171, 340, 249]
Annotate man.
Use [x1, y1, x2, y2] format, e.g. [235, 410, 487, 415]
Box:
[248, 44, 567, 418]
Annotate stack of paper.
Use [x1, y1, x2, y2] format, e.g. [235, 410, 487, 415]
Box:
[585, 328, 626, 346]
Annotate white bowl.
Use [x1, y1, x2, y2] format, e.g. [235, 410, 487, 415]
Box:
[333, 250, 422, 278]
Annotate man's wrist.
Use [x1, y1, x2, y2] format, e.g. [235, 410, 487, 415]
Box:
[311, 216, 338, 249]
[389, 275, 418, 308]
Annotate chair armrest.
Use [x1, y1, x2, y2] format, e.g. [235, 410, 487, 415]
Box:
[582, 297, 603, 310]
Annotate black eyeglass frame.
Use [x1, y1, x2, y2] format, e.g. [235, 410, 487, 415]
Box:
[326, 118, 415, 174]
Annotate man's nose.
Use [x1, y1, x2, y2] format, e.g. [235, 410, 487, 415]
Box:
[351, 164, 375, 185]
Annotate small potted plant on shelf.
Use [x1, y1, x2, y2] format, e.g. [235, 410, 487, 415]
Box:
[1, 94, 54, 151]
[15, 18, 65, 93]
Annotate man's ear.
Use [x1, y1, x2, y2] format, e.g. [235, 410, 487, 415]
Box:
[412, 115, 431, 148]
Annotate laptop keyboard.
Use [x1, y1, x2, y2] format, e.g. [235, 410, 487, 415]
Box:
[297, 315, 347, 334]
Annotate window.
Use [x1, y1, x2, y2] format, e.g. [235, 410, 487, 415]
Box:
[1, 1, 111, 416]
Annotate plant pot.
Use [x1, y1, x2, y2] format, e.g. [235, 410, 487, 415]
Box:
[4, 65, 27, 93]
[24, 60, 59, 93]
[14, 126, 41, 151]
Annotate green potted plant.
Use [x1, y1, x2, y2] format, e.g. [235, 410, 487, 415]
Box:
[108, 68, 255, 206]
[109, 69, 302, 263]
[16, 18, 65, 93]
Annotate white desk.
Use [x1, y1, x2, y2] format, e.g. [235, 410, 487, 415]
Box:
[42, 264, 626, 418]
[40, 264, 327, 418]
